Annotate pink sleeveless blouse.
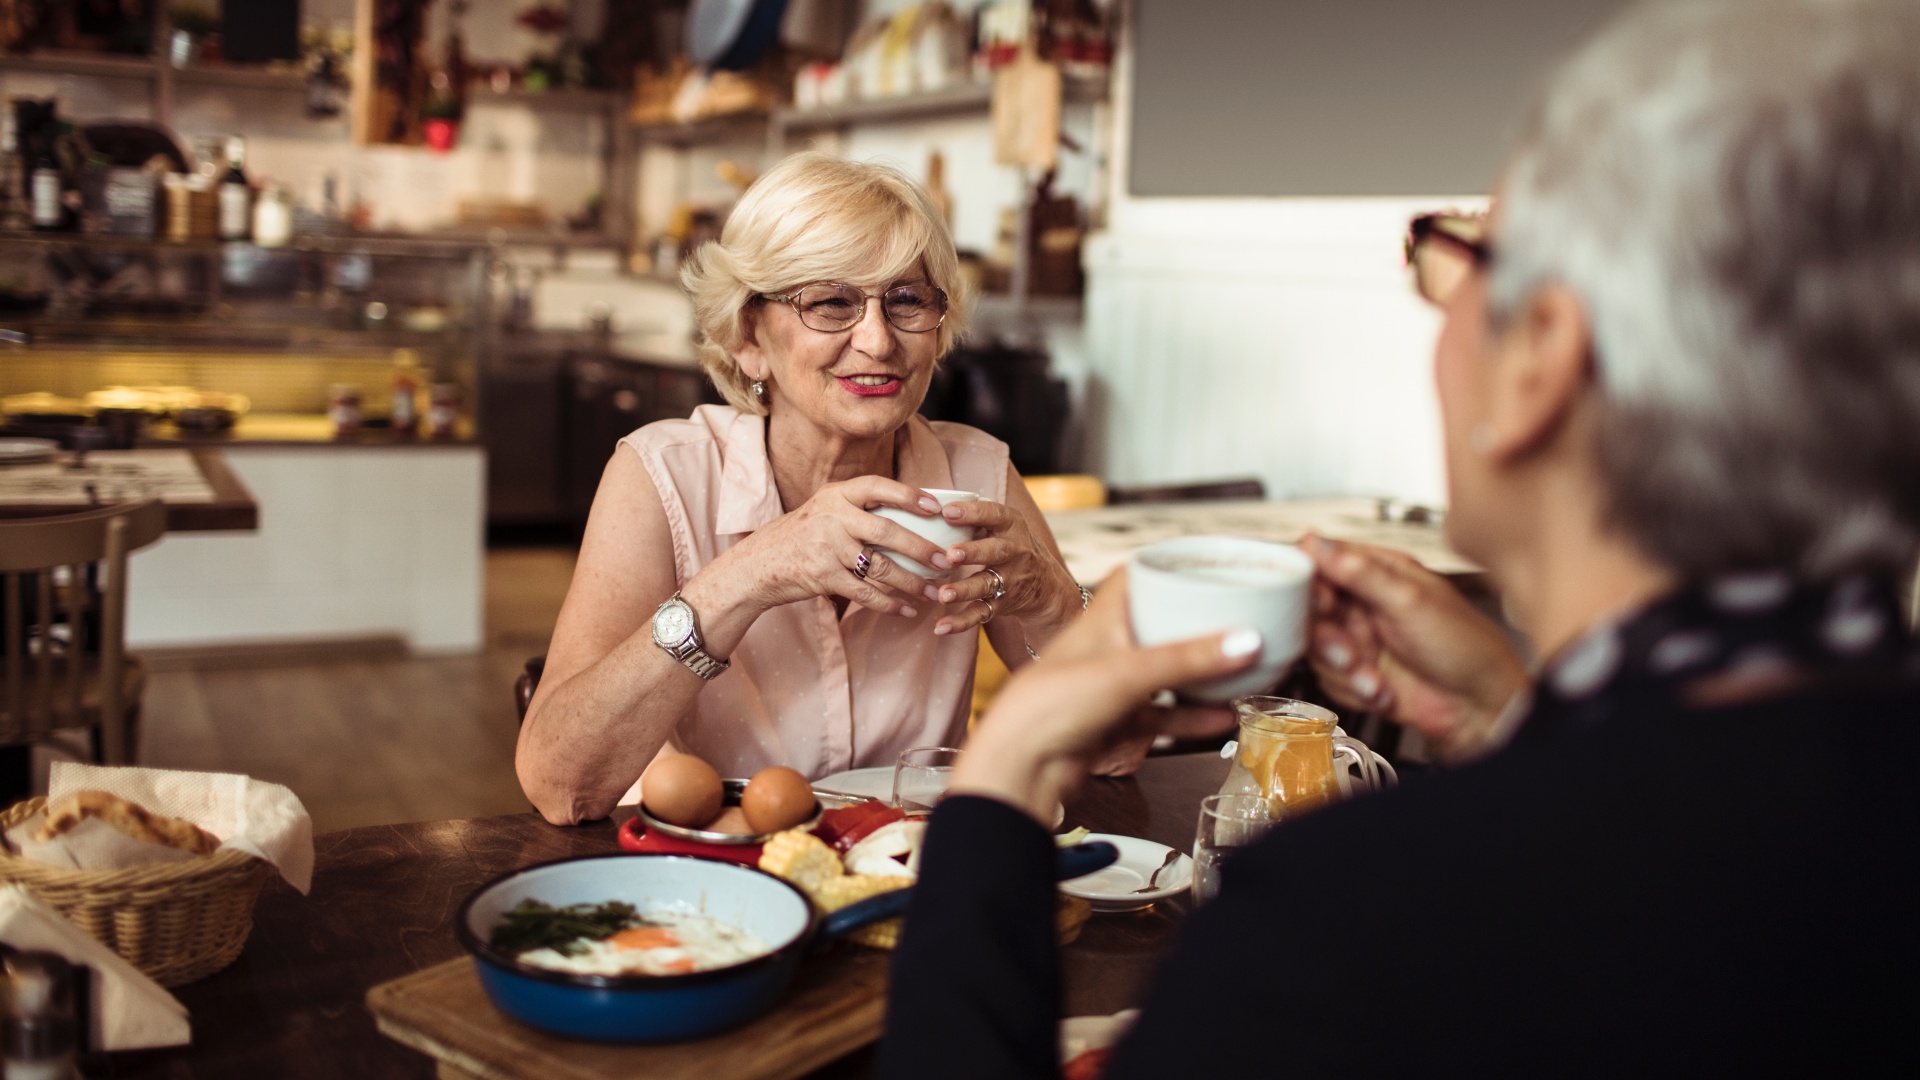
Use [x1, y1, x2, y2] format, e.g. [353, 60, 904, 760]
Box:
[620, 404, 1010, 787]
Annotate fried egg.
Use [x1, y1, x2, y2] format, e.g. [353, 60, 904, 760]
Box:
[517, 908, 770, 977]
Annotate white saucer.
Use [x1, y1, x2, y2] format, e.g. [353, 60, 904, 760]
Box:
[810, 766, 899, 803]
[0, 438, 58, 465]
[1058, 833, 1191, 912]
[813, 766, 1066, 828]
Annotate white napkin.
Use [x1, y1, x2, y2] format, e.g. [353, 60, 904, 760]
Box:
[46, 763, 314, 894]
[0, 886, 189, 1051]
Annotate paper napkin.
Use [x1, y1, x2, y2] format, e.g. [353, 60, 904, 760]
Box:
[43, 763, 314, 894]
[0, 886, 189, 1051]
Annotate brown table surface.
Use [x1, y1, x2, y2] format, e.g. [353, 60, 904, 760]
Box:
[107, 752, 1230, 1080]
[0, 448, 257, 532]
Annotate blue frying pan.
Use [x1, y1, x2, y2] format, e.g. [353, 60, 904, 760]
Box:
[457, 843, 1119, 1042]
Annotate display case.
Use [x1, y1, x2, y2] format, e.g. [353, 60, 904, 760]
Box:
[0, 231, 489, 446]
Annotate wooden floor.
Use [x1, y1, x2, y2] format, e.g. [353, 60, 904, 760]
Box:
[133, 547, 577, 834]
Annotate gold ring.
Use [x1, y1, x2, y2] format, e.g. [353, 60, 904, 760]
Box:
[984, 567, 1007, 601]
[980, 599, 996, 624]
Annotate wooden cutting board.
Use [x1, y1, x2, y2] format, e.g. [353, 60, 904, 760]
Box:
[365, 945, 890, 1080]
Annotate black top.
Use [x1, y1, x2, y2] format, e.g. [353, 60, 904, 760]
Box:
[877, 575, 1920, 1078]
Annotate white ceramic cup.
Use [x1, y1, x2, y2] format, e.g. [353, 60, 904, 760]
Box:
[1126, 536, 1314, 702]
[869, 488, 979, 579]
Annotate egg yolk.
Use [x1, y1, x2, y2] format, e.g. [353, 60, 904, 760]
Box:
[610, 926, 681, 951]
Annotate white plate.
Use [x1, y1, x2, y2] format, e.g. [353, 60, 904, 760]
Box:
[1060, 1009, 1140, 1065]
[0, 438, 58, 465]
[812, 766, 1066, 828]
[1058, 833, 1191, 912]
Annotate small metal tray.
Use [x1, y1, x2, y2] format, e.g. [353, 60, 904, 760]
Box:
[636, 779, 870, 846]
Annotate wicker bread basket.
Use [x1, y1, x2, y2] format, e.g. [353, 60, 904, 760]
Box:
[0, 797, 273, 986]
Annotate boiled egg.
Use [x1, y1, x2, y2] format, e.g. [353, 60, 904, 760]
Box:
[741, 766, 817, 833]
[641, 754, 724, 828]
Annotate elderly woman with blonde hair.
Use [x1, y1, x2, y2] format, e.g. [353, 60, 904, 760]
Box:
[516, 152, 1086, 824]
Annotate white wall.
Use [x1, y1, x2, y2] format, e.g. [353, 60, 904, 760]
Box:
[1082, 197, 1466, 504]
[1074, 9, 1484, 506]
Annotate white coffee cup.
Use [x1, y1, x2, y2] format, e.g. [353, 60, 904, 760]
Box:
[870, 488, 979, 579]
[1126, 536, 1314, 702]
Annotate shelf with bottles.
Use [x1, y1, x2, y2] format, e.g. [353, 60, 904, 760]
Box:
[469, 85, 620, 114]
[0, 51, 306, 92]
[771, 74, 1108, 138]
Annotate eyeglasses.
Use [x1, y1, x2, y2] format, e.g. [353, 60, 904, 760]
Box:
[759, 282, 949, 334]
[1405, 212, 1492, 307]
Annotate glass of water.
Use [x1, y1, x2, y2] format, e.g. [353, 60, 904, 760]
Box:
[892, 746, 963, 812]
[1192, 794, 1277, 905]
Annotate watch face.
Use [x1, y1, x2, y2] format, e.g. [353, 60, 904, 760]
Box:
[653, 601, 695, 646]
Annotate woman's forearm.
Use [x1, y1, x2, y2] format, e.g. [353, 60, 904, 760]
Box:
[516, 555, 769, 824]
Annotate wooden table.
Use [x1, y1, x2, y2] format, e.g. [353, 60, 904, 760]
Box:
[0, 448, 257, 532]
[107, 753, 1231, 1079]
[1045, 496, 1477, 583]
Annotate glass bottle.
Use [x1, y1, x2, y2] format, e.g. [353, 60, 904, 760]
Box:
[251, 182, 292, 248]
[28, 134, 63, 232]
[217, 136, 252, 241]
[2, 952, 80, 1080]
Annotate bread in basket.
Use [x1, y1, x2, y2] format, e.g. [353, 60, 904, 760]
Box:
[0, 796, 272, 986]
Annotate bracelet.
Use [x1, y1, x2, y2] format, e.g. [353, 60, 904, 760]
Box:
[1024, 584, 1094, 661]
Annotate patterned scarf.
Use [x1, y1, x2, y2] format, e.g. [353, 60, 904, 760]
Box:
[1515, 571, 1916, 743]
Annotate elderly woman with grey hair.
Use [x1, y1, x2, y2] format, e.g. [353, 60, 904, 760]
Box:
[877, 0, 1920, 1075]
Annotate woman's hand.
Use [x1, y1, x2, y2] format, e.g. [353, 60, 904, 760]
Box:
[705, 475, 957, 620]
[950, 570, 1258, 824]
[927, 498, 1082, 637]
[1299, 534, 1529, 763]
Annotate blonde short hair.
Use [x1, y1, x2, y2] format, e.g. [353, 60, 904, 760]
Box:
[680, 152, 971, 415]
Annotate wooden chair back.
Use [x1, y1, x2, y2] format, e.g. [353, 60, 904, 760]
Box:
[1021, 474, 1107, 513]
[1106, 477, 1266, 504]
[514, 655, 545, 726]
[0, 501, 167, 762]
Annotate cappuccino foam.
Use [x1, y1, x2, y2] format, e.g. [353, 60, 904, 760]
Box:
[1139, 553, 1304, 588]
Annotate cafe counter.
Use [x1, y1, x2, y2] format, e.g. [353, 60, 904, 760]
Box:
[126, 435, 484, 655]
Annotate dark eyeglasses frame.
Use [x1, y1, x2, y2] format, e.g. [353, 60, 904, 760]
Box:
[1405, 212, 1493, 305]
[757, 282, 950, 334]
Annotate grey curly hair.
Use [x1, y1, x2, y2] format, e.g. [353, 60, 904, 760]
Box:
[1489, 0, 1920, 578]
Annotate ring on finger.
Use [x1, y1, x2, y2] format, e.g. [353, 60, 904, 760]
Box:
[979, 599, 996, 624]
[983, 567, 1006, 601]
[854, 545, 874, 580]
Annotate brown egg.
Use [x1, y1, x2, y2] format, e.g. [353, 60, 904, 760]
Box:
[641, 754, 724, 829]
[741, 766, 817, 833]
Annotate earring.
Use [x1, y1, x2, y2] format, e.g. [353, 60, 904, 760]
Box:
[751, 380, 765, 399]
[1470, 424, 1498, 455]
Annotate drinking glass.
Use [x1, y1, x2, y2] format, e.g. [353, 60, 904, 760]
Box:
[892, 746, 962, 812]
[1192, 794, 1277, 905]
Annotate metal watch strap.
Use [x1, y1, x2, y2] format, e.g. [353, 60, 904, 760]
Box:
[671, 637, 729, 680]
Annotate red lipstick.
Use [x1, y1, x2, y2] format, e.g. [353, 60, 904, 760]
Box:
[837, 376, 902, 397]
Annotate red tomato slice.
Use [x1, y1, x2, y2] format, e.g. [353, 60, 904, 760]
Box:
[813, 800, 908, 852]
[1062, 1047, 1112, 1080]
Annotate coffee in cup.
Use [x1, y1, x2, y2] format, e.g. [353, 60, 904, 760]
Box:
[1126, 536, 1313, 702]
[870, 488, 979, 579]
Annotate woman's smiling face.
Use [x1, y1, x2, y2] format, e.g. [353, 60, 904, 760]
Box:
[734, 267, 943, 441]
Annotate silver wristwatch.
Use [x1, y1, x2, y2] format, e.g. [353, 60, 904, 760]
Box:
[651, 592, 729, 680]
